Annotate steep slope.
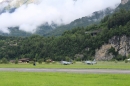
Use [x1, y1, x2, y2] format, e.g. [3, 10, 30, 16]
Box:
[47, 0, 130, 36]
[0, 0, 54, 36]
[46, 7, 115, 36]
[117, 0, 130, 10]
[95, 35, 130, 61]
[0, 5, 130, 61]
[0, 0, 128, 37]
[1, 6, 114, 37]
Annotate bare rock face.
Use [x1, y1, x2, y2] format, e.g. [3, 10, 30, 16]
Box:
[95, 44, 114, 61]
[95, 35, 130, 61]
[9, 0, 39, 7]
[121, 0, 129, 4]
[109, 36, 130, 56]
[0, 0, 40, 8]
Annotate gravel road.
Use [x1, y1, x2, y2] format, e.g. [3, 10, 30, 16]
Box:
[0, 68, 130, 74]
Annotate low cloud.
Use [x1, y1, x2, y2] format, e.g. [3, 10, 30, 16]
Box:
[0, 0, 120, 33]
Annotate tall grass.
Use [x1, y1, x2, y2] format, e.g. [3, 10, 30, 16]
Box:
[0, 72, 129, 86]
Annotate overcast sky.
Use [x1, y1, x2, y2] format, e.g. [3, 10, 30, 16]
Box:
[0, 0, 121, 33]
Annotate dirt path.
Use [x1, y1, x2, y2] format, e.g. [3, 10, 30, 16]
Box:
[0, 68, 130, 74]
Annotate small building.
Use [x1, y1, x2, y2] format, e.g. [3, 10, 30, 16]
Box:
[19, 58, 30, 63]
[85, 30, 101, 36]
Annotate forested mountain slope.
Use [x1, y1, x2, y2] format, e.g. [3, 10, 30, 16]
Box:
[0, 9, 130, 61]
[45, 8, 114, 36]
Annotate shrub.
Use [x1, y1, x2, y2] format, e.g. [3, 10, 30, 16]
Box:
[1, 58, 9, 64]
[125, 59, 129, 63]
[38, 59, 43, 64]
[72, 60, 76, 64]
[15, 58, 18, 64]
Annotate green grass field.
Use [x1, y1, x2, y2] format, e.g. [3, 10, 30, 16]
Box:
[0, 72, 129, 86]
[0, 61, 130, 69]
[0, 61, 130, 86]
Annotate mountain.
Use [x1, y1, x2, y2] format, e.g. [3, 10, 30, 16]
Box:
[0, 0, 41, 14]
[0, 8, 130, 61]
[121, 0, 129, 4]
[117, 0, 130, 10]
[0, 0, 55, 36]
[0, 0, 129, 37]
[45, 7, 115, 36]
[0, 0, 39, 13]
[0, 0, 39, 7]
[46, 0, 130, 36]
[0, 0, 130, 61]
[0, 2, 116, 37]
[1, 7, 114, 37]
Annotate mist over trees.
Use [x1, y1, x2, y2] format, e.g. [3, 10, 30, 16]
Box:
[0, 9, 130, 61]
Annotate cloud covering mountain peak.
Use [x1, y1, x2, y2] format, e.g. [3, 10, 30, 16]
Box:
[0, 0, 120, 33]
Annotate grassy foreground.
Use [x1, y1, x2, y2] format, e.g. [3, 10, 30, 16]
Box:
[0, 61, 130, 69]
[0, 72, 129, 86]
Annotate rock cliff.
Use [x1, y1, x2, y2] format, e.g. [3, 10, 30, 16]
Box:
[95, 35, 130, 60]
[121, 0, 129, 4]
[9, 0, 39, 7]
[0, 0, 39, 8]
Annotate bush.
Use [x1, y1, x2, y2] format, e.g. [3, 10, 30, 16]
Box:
[1, 58, 9, 64]
[38, 59, 43, 64]
[72, 60, 76, 64]
[15, 58, 18, 64]
[125, 59, 129, 63]
[116, 54, 126, 61]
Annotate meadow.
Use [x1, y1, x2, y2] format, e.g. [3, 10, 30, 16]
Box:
[0, 61, 130, 86]
[0, 72, 130, 86]
[0, 61, 130, 69]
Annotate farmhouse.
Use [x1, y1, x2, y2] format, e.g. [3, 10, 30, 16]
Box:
[19, 58, 30, 63]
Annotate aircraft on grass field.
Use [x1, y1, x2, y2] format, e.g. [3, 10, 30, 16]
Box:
[60, 61, 72, 65]
[84, 59, 97, 65]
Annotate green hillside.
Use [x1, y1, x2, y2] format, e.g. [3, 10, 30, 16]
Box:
[46, 8, 114, 36]
[0, 9, 130, 61]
